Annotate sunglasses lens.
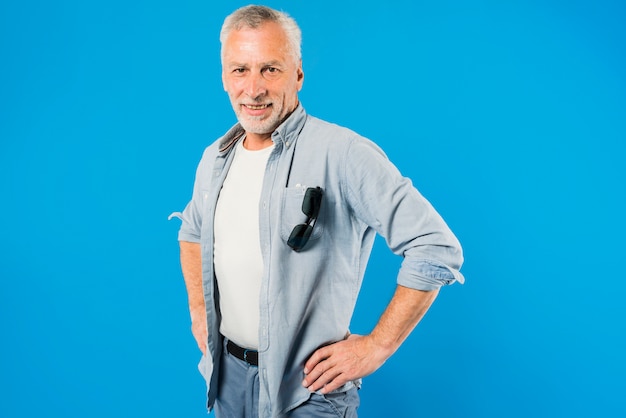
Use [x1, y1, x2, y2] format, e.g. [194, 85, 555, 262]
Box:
[288, 187, 323, 251]
[302, 187, 322, 218]
[287, 224, 313, 251]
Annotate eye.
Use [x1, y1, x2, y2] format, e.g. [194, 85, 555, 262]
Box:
[232, 67, 247, 74]
[263, 66, 281, 74]
[262, 66, 281, 79]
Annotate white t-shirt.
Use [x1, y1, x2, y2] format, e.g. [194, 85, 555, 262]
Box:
[213, 139, 274, 350]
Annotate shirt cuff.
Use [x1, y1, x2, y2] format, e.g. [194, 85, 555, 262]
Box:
[397, 259, 463, 291]
[169, 211, 202, 243]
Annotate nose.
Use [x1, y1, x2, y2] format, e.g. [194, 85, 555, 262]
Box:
[244, 71, 267, 99]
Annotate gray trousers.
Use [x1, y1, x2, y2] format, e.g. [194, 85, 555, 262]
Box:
[214, 340, 359, 418]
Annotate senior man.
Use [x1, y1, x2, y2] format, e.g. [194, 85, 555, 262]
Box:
[173, 5, 464, 418]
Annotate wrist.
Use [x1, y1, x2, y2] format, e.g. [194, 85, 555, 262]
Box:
[367, 332, 397, 359]
[189, 305, 206, 321]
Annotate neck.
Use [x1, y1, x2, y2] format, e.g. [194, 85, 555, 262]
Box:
[243, 132, 273, 150]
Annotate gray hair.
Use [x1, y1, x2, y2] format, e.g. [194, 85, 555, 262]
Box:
[220, 5, 302, 62]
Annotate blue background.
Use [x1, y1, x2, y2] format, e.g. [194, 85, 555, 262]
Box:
[1, 0, 624, 417]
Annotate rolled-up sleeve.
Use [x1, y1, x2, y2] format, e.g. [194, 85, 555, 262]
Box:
[171, 149, 213, 244]
[343, 137, 464, 291]
[177, 200, 202, 243]
[398, 259, 464, 291]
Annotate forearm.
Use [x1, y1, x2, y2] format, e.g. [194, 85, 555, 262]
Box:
[180, 241, 205, 314]
[369, 285, 439, 357]
[180, 241, 207, 353]
[303, 284, 439, 393]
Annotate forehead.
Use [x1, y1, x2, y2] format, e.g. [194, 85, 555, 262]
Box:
[222, 21, 292, 64]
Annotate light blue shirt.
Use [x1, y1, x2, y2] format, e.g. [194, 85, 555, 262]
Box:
[175, 105, 464, 417]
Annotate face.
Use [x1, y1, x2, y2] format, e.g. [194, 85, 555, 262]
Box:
[222, 21, 304, 140]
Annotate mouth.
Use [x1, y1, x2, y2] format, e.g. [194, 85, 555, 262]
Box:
[243, 103, 271, 110]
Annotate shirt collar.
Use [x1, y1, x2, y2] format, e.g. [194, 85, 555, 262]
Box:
[218, 104, 307, 155]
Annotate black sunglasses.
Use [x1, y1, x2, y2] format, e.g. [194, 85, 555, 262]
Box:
[287, 187, 323, 252]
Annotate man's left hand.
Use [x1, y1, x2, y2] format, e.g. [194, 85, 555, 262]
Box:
[302, 334, 391, 394]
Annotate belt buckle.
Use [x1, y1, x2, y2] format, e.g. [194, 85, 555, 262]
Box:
[243, 349, 251, 364]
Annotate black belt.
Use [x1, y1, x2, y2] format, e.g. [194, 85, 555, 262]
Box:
[226, 339, 259, 366]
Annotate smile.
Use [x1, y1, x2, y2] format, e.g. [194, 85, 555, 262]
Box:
[244, 104, 271, 110]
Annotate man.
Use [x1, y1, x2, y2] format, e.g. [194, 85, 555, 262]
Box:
[172, 5, 464, 417]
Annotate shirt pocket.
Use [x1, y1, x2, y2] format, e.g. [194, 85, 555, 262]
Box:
[279, 185, 326, 247]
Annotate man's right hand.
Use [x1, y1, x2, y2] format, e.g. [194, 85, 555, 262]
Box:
[190, 308, 208, 355]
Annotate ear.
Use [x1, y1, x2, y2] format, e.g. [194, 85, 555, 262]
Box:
[297, 60, 304, 91]
[222, 70, 227, 92]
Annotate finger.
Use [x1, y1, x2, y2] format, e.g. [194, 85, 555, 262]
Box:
[319, 373, 349, 394]
[303, 346, 330, 374]
[201, 335, 208, 354]
[303, 351, 341, 388]
[302, 357, 330, 387]
[192, 326, 208, 355]
[307, 366, 343, 393]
